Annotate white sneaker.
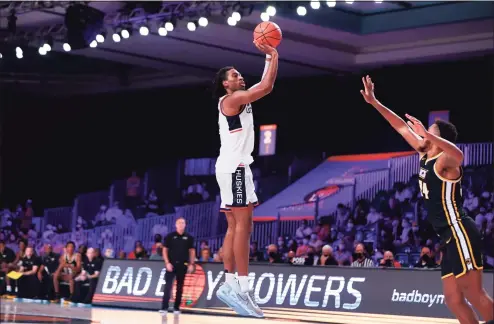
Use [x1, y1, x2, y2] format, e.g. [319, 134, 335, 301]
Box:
[235, 289, 264, 318]
[216, 282, 249, 316]
[173, 310, 180, 315]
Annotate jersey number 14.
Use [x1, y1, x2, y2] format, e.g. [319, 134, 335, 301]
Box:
[419, 180, 430, 199]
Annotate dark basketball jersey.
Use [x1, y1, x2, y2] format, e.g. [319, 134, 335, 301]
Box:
[419, 152, 467, 239]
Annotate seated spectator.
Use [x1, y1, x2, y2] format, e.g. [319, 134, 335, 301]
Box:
[379, 251, 401, 268]
[276, 237, 289, 255]
[334, 243, 352, 266]
[335, 204, 350, 231]
[295, 220, 312, 239]
[304, 246, 316, 266]
[295, 237, 310, 257]
[249, 242, 264, 262]
[199, 248, 213, 262]
[151, 234, 163, 254]
[286, 251, 295, 264]
[414, 247, 437, 269]
[213, 247, 223, 262]
[150, 243, 164, 260]
[266, 244, 282, 264]
[128, 241, 144, 259]
[38, 244, 59, 301]
[0, 240, 16, 295]
[72, 248, 102, 305]
[53, 241, 81, 302]
[351, 243, 374, 267]
[308, 233, 323, 250]
[16, 246, 41, 300]
[463, 190, 479, 212]
[317, 245, 338, 266]
[366, 207, 381, 225]
[118, 251, 127, 259]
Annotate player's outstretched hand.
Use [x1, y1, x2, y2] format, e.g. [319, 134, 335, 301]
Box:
[405, 114, 427, 137]
[254, 41, 278, 56]
[360, 75, 377, 104]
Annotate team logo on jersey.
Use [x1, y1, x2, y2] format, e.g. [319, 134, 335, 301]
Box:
[419, 168, 428, 179]
[246, 104, 252, 113]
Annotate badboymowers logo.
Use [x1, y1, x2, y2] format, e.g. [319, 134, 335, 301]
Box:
[391, 289, 445, 308]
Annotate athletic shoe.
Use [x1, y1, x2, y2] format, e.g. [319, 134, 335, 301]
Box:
[77, 303, 91, 307]
[173, 310, 180, 315]
[13, 297, 23, 302]
[216, 282, 249, 316]
[234, 289, 264, 318]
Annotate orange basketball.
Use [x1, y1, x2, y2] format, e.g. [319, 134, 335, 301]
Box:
[253, 22, 282, 48]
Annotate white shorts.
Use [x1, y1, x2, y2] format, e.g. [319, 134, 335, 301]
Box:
[216, 164, 258, 212]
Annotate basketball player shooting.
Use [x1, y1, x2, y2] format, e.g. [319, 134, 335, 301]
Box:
[360, 75, 494, 324]
[211, 41, 278, 318]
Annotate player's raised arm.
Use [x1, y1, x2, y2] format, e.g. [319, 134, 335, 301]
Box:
[360, 75, 424, 152]
[224, 43, 278, 109]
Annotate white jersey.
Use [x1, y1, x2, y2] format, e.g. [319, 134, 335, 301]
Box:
[216, 95, 255, 173]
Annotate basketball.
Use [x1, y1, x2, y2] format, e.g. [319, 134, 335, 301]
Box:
[253, 22, 282, 48]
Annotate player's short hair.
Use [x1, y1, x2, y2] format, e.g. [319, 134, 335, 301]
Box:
[434, 120, 458, 143]
[212, 66, 234, 99]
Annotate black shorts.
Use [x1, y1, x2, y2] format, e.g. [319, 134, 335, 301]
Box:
[441, 217, 483, 279]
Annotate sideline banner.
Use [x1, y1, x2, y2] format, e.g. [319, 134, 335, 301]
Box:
[93, 260, 493, 319]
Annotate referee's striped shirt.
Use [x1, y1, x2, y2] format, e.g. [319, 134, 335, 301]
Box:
[351, 258, 374, 267]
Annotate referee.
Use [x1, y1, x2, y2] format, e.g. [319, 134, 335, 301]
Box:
[161, 217, 196, 314]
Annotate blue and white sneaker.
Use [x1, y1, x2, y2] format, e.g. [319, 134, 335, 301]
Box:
[77, 303, 91, 307]
[234, 289, 264, 318]
[216, 282, 249, 316]
[13, 297, 23, 302]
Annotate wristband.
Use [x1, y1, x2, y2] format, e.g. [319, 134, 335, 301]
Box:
[266, 54, 272, 59]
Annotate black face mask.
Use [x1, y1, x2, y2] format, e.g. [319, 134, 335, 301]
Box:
[384, 259, 393, 267]
[308, 253, 315, 258]
[355, 252, 364, 259]
[268, 252, 277, 259]
[422, 254, 430, 262]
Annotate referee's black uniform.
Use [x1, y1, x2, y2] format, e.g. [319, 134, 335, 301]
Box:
[161, 230, 195, 312]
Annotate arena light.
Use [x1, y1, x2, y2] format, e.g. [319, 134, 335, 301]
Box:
[198, 17, 208, 27]
[16, 51, 23, 59]
[345, 0, 354, 3]
[260, 12, 270, 21]
[89, 40, 97, 48]
[165, 21, 174, 32]
[187, 21, 197, 31]
[266, 5, 276, 16]
[310, 1, 321, 9]
[0, 53, 2, 59]
[231, 11, 241, 22]
[296, 6, 307, 16]
[38, 46, 47, 55]
[63, 43, 71, 52]
[121, 29, 130, 39]
[158, 26, 167, 36]
[43, 43, 52, 52]
[227, 16, 237, 26]
[112, 33, 121, 42]
[95, 33, 105, 43]
[139, 25, 149, 36]
[15, 46, 22, 55]
[375, 0, 383, 3]
[326, 1, 336, 7]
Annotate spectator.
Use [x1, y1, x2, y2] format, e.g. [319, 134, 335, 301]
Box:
[366, 206, 381, 225]
[118, 251, 126, 259]
[335, 204, 350, 230]
[199, 248, 213, 262]
[351, 243, 374, 267]
[463, 190, 479, 212]
[0, 240, 16, 295]
[16, 246, 41, 300]
[414, 247, 436, 269]
[145, 189, 161, 215]
[151, 234, 163, 254]
[379, 251, 401, 268]
[213, 247, 223, 262]
[295, 220, 312, 239]
[249, 242, 264, 262]
[128, 241, 144, 259]
[395, 184, 412, 202]
[266, 244, 282, 264]
[38, 244, 59, 301]
[72, 247, 102, 305]
[334, 243, 352, 266]
[150, 243, 164, 260]
[304, 246, 316, 266]
[317, 245, 338, 266]
[287, 251, 295, 264]
[295, 237, 310, 257]
[308, 233, 323, 250]
[276, 237, 289, 255]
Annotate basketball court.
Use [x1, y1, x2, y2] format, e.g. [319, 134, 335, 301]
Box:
[1, 299, 459, 324]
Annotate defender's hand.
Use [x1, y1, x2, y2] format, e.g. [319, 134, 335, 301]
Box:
[360, 75, 377, 104]
[166, 262, 173, 272]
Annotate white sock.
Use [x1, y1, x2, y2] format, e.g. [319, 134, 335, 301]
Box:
[6, 285, 11, 292]
[237, 276, 250, 293]
[225, 272, 236, 286]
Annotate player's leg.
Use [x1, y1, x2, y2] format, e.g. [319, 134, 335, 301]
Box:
[222, 210, 236, 283]
[441, 243, 479, 324]
[455, 218, 494, 321]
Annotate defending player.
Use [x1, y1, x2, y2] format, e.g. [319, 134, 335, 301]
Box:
[361, 75, 493, 324]
[211, 41, 278, 318]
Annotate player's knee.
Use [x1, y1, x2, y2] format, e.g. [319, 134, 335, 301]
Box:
[444, 291, 464, 309]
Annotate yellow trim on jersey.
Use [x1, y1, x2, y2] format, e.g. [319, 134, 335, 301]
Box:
[433, 162, 461, 183]
[426, 151, 443, 164]
[452, 183, 482, 270]
[441, 182, 467, 277]
[441, 273, 454, 280]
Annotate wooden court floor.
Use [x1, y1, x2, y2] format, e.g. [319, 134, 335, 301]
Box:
[0, 299, 459, 324]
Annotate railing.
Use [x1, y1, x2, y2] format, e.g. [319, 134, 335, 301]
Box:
[354, 168, 390, 202]
[43, 206, 74, 230]
[174, 201, 220, 239]
[459, 142, 492, 166]
[75, 190, 111, 225]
